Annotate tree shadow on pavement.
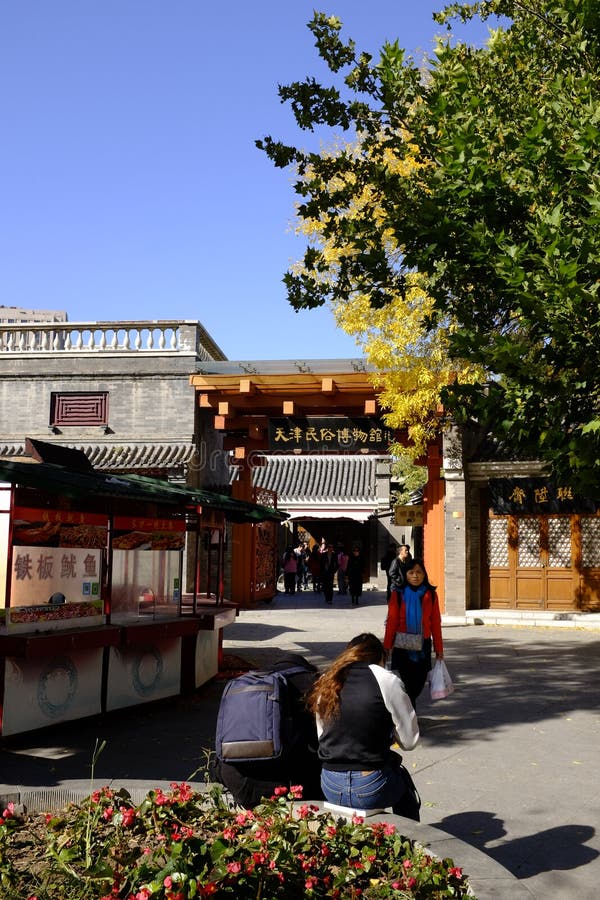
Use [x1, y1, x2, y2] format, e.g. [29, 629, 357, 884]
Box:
[436, 809, 598, 879]
[411, 631, 600, 749]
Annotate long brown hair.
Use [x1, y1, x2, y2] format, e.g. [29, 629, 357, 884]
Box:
[306, 633, 384, 724]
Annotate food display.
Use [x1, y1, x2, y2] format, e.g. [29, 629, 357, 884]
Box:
[112, 531, 152, 550]
[59, 525, 107, 549]
[112, 515, 185, 551]
[13, 508, 108, 549]
[13, 522, 61, 546]
[9, 600, 103, 625]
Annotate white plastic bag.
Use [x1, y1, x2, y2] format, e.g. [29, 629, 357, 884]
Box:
[430, 659, 454, 700]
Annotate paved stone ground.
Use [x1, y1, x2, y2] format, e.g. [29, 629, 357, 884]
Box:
[1, 588, 599, 898]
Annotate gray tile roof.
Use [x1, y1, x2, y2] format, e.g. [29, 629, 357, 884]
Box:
[0, 441, 197, 474]
[237, 454, 385, 504]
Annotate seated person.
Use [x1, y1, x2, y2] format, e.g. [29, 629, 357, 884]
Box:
[210, 652, 323, 809]
[306, 633, 420, 819]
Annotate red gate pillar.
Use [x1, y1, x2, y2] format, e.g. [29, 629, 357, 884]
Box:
[423, 441, 445, 612]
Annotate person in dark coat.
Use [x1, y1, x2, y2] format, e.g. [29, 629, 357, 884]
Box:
[380, 544, 397, 601]
[320, 543, 339, 604]
[308, 544, 323, 592]
[210, 653, 323, 808]
[346, 546, 365, 606]
[388, 544, 412, 593]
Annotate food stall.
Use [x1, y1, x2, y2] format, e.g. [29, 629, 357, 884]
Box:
[0, 440, 285, 736]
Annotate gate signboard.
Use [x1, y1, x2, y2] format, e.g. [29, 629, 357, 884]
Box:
[269, 417, 394, 453]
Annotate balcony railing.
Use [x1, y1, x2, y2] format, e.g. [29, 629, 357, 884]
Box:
[0, 320, 225, 362]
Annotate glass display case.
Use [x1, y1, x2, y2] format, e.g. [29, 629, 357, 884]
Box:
[109, 515, 184, 623]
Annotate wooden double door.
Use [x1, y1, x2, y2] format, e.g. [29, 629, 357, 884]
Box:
[486, 513, 600, 611]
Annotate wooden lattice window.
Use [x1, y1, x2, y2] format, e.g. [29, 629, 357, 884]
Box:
[50, 392, 109, 426]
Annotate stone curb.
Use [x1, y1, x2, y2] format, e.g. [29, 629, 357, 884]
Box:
[443, 611, 600, 630]
[0, 780, 530, 900]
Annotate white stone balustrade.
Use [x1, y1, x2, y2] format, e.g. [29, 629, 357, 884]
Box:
[0, 320, 224, 362]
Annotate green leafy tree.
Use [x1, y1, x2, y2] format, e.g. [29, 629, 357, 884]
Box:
[258, 2, 600, 492]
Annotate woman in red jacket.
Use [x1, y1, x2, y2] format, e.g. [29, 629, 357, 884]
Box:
[383, 559, 444, 711]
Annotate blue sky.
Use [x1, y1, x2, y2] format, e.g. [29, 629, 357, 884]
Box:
[1, 2, 496, 360]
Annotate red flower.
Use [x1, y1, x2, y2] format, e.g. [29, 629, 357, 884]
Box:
[170, 782, 193, 802]
[226, 862, 242, 874]
[119, 807, 136, 827]
[235, 810, 254, 824]
[153, 789, 171, 806]
[254, 827, 270, 842]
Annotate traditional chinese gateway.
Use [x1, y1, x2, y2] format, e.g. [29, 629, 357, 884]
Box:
[1, 316, 599, 742]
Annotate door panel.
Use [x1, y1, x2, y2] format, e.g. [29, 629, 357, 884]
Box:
[486, 514, 577, 610]
[487, 518, 512, 608]
[515, 518, 544, 609]
[545, 517, 575, 610]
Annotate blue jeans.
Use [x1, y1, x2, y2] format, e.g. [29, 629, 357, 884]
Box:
[321, 765, 405, 812]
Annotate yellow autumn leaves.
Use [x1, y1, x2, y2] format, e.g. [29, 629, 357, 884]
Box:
[292, 135, 483, 463]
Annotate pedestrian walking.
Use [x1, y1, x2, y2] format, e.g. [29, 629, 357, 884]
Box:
[295, 541, 309, 592]
[383, 559, 443, 711]
[320, 542, 338, 605]
[337, 545, 349, 594]
[346, 546, 365, 606]
[380, 543, 397, 601]
[308, 544, 322, 592]
[282, 547, 297, 595]
[388, 544, 412, 593]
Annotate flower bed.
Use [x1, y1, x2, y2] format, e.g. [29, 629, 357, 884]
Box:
[0, 783, 471, 899]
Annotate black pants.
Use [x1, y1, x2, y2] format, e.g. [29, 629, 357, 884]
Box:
[391, 639, 432, 710]
[322, 577, 335, 603]
[283, 572, 296, 593]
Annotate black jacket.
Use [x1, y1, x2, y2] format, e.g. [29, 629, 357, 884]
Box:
[317, 662, 418, 771]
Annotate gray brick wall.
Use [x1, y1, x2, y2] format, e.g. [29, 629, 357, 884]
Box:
[442, 428, 467, 616]
[0, 372, 196, 443]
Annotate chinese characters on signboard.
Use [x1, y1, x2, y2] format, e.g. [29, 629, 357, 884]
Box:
[10, 506, 105, 608]
[394, 505, 424, 527]
[14, 549, 98, 583]
[489, 479, 599, 515]
[11, 546, 102, 609]
[269, 418, 395, 453]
